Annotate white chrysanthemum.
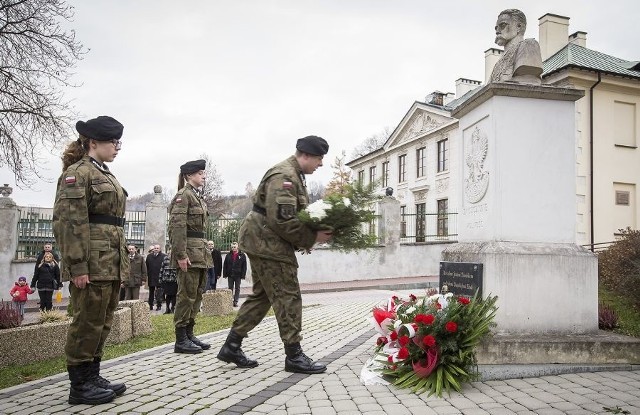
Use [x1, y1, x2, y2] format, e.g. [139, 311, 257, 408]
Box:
[306, 199, 331, 220]
[405, 306, 416, 314]
[342, 197, 351, 207]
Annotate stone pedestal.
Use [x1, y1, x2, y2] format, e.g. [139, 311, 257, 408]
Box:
[144, 185, 168, 252]
[445, 83, 598, 334]
[201, 290, 233, 315]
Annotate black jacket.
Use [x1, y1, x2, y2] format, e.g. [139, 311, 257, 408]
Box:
[145, 252, 166, 287]
[31, 262, 61, 291]
[211, 248, 223, 277]
[223, 251, 247, 279]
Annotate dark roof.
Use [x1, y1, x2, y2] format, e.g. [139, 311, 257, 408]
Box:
[543, 43, 640, 80]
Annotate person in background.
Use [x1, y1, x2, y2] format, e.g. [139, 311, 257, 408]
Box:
[34, 242, 61, 273]
[159, 249, 178, 314]
[122, 245, 146, 300]
[223, 242, 247, 307]
[216, 135, 332, 374]
[168, 159, 213, 354]
[205, 240, 223, 291]
[31, 252, 62, 311]
[10, 276, 34, 320]
[145, 244, 166, 311]
[53, 115, 128, 404]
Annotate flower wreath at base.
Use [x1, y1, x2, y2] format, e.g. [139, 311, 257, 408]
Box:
[367, 290, 498, 397]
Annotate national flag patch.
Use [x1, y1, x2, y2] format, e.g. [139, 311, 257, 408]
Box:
[65, 176, 76, 184]
[283, 181, 293, 190]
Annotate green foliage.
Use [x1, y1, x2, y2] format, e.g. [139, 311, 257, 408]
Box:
[206, 218, 242, 250]
[0, 301, 21, 329]
[598, 228, 640, 306]
[299, 181, 381, 252]
[599, 286, 640, 337]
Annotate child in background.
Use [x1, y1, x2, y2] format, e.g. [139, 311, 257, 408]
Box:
[10, 276, 34, 319]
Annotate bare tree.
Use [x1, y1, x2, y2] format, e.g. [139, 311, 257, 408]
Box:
[0, 0, 85, 186]
[325, 150, 352, 197]
[199, 153, 225, 216]
[308, 180, 325, 203]
[350, 126, 392, 159]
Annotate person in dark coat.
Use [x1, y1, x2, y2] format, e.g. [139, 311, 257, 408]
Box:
[34, 243, 61, 274]
[206, 240, 223, 291]
[145, 244, 166, 311]
[223, 242, 247, 307]
[159, 250, 178, 314]
[31, 251, 62, 311]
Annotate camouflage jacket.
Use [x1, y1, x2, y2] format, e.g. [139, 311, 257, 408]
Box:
[239, 155, 317, 266]
[52, 156, 128, 282]
[168, 183, 212, 269]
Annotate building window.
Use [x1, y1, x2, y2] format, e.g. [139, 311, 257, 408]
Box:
[415, 203, 426, 242]
[416, 147, 426, 178]
[381, 161, 389, 187]
[357, 170, 365, 184]
[437, 139, 448, 172]
[369, 165, 377, 186]
[400, 205, 406, 237]
[437, 199, 448, 237]
[614, 101, 636, 147]
[398, 154, 406, 182]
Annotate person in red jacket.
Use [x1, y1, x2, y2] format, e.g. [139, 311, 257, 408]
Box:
[9, 276, 34, 319]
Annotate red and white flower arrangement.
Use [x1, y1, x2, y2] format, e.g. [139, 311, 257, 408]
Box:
[369, 289, 498, 396]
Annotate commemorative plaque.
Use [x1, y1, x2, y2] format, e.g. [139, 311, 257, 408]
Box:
[439, 261, 483, 298]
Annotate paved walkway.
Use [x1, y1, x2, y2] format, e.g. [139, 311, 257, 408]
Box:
[3, 287, 640, 415]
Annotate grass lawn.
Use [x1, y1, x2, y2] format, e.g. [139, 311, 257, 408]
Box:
[599, 285, 640, 338]
[0, 313, 238, 390]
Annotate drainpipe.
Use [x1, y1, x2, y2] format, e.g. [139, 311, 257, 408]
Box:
[589, 72, 601, 252]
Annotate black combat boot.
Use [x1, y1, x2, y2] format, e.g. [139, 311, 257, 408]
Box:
[217, 330, 258, 368]
[284, 343, 326, 374]
[186, 319, 211, 350]
[88, 358, 126, 396]
[174, 326, 202, 354]
[68, 363, 116, 405]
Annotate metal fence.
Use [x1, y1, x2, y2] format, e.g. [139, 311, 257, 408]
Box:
[400, 212, 458, 243]
[15, 208, 55, 260]
[206, 217, 244, 251]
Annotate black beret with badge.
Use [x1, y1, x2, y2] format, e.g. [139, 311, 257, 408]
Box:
[296, 135, 329, 156]
[76, 116, 124, 141]
[180, 159, 207, 175]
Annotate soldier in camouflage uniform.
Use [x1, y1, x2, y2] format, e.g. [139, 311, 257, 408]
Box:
[168, 159, 213, 354]
[53, 116, 128, 405]
[217, 136, 332, 374]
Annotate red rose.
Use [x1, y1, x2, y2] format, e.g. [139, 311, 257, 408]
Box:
[390, 331, 398, 341]
[422, 335, 436, 347]
[445, 321, 458, 333]
[409, 294, 417, 302]
[458, 297, 470, 305]
[399, 335, 410, 347]
[415, 314, 435, 325]
[397, 347, 409, 359]
[424, 314, 435, 324]
[377, 336, 388, 346]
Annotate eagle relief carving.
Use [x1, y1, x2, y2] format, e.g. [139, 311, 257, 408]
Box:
[398, 113, 444, 143]
[464, 126, 489, 204]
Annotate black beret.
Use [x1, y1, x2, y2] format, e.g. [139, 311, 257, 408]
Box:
[180, 159, 206, 174]
[296, 135, 329, 156]
[76, 116, 124, 141]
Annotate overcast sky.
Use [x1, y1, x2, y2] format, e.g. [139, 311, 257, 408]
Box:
[1, 0, 638, 207]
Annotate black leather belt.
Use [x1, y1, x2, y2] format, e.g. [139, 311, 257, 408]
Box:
[252, 205, 266, 215]
[187, 231, 205, 238]
[88, 214, 125, 227]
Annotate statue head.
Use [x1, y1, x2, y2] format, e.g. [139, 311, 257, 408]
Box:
[495, 9, 526, 47]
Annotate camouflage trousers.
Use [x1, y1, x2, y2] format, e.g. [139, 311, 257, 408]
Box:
[174, 267, 206, 328]
[232, 255, 302, 345]
[66, 280, 120, 366]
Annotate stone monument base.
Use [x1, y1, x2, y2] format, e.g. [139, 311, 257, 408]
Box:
[477, 332, 640, 364]
[442, 241, 598, 334]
